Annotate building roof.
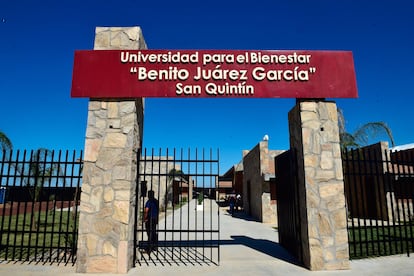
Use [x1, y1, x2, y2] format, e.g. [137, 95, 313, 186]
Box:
[391, 143, 414, 151]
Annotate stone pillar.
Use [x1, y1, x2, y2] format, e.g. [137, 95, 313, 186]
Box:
[288, 100, 349, 270]
[76, 27, 146, 273]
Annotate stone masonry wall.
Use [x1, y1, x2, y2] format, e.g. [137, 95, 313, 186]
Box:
[288, 100, 349, 271]
[243, 141, 282, 223]
[262, 149, 285, 225]
[76, 27, 146, 274]
[243, 142, 262, 220]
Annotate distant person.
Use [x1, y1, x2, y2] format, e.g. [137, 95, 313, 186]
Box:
[229, 194, 236, 216]
[144, 190, 159, 253]
[236, 194, 241, 211]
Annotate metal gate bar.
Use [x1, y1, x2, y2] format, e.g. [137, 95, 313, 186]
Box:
[0, 149, 82, 265]
[134, 148, 220, 266]
[344, 147, 414, 259]
[275, 149, 303, 264]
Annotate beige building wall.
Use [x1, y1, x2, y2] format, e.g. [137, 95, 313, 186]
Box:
[242, 140, 284, 223]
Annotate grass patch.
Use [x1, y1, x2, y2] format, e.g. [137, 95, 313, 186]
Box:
[348, 222, 414, 259]
[0, 210, 78, 260]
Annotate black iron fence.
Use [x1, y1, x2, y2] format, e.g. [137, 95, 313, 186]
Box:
[135, 148, 220, 266]
[0, 149, 82, 264]
[343, 146, 414, 259]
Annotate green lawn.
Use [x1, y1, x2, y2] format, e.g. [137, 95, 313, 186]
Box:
[0, 210, 78, 261]
[348, 222, 414, 259]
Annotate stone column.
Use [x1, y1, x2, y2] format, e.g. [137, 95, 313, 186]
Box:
[288, 100, 349, 270]
[76, 27, 146, 273]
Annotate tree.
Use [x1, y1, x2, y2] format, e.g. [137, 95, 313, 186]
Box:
[26, 148, 63, 230]
[28, 149, 55, 201]
[0, 130, 12, 151]
[168, 168, 185, 182]
[167, 168, 186, 207]
[338, 108, 395, 151]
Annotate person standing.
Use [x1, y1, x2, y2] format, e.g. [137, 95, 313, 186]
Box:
[144, 190, 159, 253]
[236, 193, 241, 211]
[229, 194, 236, 216]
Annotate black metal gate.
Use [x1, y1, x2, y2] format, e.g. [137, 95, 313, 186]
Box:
[275, 149, 303, 264]
[343, 146, 414, 259]
[134, 148, 220, 266]
[0, 149, 82, 265]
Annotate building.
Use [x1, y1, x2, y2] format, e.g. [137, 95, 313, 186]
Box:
[242, 140, 285, 224]
[344, 141, 414, 222]
[217, 162, 243, 202]
[220, 139, 286, 224]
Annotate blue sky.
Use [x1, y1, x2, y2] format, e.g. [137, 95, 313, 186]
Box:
[1, 0, 413, 173]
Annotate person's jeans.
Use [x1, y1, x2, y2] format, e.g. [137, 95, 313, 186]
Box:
[145, 219, 158, 251]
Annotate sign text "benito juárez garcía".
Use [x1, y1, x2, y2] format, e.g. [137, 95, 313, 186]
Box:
[121, 51, 316, 96]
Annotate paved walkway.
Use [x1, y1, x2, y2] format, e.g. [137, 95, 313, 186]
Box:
[1, 200, 413, 275]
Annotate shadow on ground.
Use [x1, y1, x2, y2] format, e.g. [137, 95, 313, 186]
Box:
[136, 235, 301, 267]
[226, 235, 301, 266]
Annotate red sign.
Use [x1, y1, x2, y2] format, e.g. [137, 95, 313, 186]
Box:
[71, 50, 358, 98]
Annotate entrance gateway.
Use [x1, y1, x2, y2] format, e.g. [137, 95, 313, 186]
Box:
[71, 26, 357, 273]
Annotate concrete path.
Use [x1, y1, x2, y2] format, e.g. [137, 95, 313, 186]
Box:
[1, 200, 413, 275]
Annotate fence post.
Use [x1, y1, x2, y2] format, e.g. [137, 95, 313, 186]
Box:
[288, 100, 349, 270]
[76, 27, 146, 273]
